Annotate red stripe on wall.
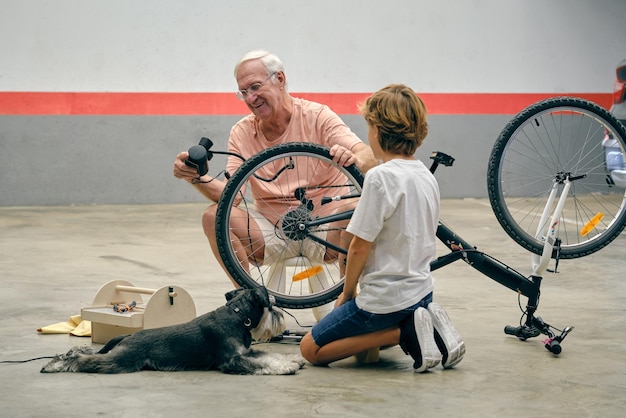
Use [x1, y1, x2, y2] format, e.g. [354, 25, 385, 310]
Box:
[0, 92, 612, 115]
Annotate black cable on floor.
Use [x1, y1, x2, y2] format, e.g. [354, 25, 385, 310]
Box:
[1, 356, 54, 364]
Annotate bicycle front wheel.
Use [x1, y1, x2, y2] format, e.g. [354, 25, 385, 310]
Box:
[215, 142, 363, 309]
[488, 96, 626, 259]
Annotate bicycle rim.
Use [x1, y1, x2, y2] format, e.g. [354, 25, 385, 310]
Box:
[215, 142, 363, 309]
[487, 97, 626, 259]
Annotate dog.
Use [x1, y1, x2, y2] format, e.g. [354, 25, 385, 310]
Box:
[41, 287, 305, 375]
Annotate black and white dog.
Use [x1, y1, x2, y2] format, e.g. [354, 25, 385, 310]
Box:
[41, 287, 305, 375]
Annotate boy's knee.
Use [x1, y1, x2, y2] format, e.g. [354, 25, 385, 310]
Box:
[299, 333, 321, 365]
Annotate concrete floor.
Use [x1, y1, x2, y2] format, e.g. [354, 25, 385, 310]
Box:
[1, 199, 625, 418]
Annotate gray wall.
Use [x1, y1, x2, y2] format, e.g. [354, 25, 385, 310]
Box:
[0, 114, 510, 205]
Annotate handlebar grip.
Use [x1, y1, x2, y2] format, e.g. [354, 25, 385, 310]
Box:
[546, 339, 562, 355]
[185, 145, 209, 176]
[504, 325, 519, 336]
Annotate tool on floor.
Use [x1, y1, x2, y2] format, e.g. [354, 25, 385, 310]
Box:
[81, 280, 196, 343]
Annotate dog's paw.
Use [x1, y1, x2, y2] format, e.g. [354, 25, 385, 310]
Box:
[283, 362, 302, 375]
[255, 362, 301, 375]
[248, 353, 305, 375]
[289, 355, 306, 369]
[276, 355, 305, 374]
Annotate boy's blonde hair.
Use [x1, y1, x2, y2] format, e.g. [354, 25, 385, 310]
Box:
[359, 84, 428, 156]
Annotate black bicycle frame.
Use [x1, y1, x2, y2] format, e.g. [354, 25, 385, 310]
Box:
[433, 220, 538, 298]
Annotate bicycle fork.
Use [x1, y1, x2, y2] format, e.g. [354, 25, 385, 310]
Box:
[531, 178, 572, 276]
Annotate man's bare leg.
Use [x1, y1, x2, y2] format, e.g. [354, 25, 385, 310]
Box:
[202, 204, 265, 288]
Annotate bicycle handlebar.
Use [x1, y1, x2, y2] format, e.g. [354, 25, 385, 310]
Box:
[185, 137, 247, 176]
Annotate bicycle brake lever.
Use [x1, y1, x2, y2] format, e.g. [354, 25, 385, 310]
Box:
[199, 137, 214, 160]
[558, 326, 574, 341]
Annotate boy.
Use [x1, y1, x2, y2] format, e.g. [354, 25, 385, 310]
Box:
[299, 84, 465, 372]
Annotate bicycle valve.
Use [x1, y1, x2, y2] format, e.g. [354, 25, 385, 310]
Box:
[321, 196, 342, 204]
[321, 194, 361, 205]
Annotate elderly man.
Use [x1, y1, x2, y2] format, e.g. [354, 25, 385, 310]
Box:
[174, 50, 376, 286]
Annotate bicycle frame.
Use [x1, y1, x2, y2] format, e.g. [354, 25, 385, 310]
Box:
[431, 221, 537, 296]
[430, 153, 574, 353]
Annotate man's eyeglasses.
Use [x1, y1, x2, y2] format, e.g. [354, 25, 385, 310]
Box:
[235, 73, 276, 100]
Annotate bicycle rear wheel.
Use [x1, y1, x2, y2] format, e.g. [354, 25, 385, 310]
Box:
[488, 96, 626, 259]
[215, 142, 363, 309]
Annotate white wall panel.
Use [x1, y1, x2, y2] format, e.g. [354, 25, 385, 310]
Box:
[1, 0, 624, 93]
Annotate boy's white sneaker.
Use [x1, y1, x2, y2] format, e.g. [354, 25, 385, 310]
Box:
[399, 307, 442, 372]
[427, 302, 465, 368]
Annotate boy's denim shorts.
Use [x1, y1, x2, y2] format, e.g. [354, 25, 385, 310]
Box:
[311, 293, 433, 347]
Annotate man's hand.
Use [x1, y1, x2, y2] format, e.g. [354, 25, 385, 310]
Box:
[331, 143, 378, 173]
[173, 151, 203, 183]
[329, 145, 357, 167]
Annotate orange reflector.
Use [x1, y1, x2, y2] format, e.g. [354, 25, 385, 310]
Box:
[292, 266, 323, 282]
[580, 212, 604, 236]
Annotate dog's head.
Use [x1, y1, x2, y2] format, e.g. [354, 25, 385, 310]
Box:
[225, 286, 273, 309]
[224, 287, 285, 342]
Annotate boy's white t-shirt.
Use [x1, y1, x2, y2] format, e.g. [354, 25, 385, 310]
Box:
[346, 159, 440, 314]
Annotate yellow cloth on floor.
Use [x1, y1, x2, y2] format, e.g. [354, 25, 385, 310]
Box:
[37, 314, 91, 337]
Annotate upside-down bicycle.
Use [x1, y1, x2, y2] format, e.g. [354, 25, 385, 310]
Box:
[189, 97, 626, 355]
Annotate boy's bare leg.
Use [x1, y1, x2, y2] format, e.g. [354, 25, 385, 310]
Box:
[300, 327, 400, 366]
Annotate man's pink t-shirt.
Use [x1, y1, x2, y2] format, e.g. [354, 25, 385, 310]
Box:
[226, 98, 363, 224]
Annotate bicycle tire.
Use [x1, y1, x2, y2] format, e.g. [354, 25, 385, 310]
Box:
[487, 96, 626, 259]
[215, 142, 364, 309]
